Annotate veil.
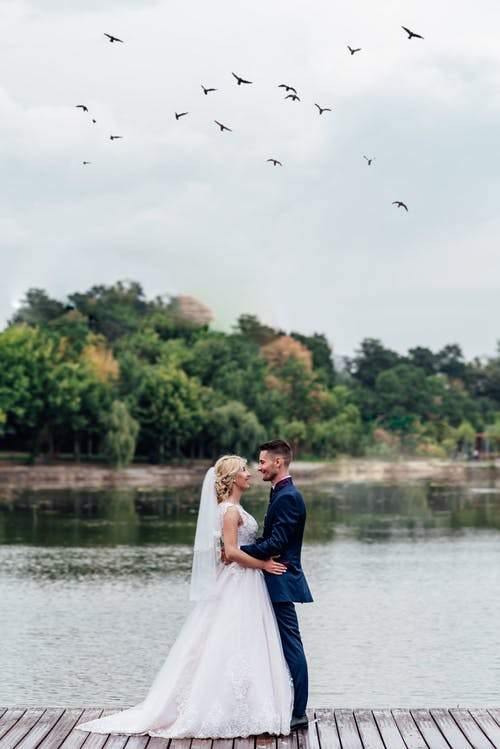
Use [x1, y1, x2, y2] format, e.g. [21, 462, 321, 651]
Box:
[189, 466, 221, 602]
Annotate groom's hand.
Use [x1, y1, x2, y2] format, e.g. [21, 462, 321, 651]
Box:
[221, 548, 230, 565]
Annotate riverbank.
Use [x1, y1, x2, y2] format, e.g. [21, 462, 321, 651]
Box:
[0, 456, 497, 492]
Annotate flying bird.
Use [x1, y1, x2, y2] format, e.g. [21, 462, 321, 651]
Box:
[214, 120, 232, 132]
[76, 105, 88, 112]
[363, 155, 375, 165]
[82, 161, 91, 165]
[285, 93, 300, 101]
[267, 159, 282, 166]
[110, 134, 123, 140]
[347, 45, 362, 55]
[92, 119, 97, 124]
[175, 112, 189, 120]
[232, 72, 252, 85]
[278, 84, 297, 94]
[401, 26, 424, 40]
[104, 33, 123, 43]
[393, 201, 408, 211]
[315, 104, 331, 115]
[201, 85, 217, 95]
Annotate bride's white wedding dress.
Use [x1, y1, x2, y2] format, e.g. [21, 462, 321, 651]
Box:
[76, 501, 293, 739]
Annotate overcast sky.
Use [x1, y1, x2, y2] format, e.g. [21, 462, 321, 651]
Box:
[2, 0, 500, 359]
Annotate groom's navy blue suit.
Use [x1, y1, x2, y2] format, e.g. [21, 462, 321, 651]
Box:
[240, 476, 313, 718]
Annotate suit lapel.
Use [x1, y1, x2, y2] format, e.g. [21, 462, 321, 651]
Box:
[263, 478, 294, 536]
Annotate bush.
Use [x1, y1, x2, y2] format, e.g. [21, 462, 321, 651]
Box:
[414, 440, 447, 458]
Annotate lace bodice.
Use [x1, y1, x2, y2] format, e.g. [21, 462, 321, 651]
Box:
[218, 501, 258, 546]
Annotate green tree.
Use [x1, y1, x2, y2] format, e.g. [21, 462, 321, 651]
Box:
[133, 363, 205, 461]
[266, 357, 319, 423]
[348, 338, 401, 388]
[48, 310, 90, 352]
[206, 401, 266, 458]
[436, 343, 466, 381]
[185, 333, 267, 415]
[407, 346, 437, 375]
[11, 288, 67, 326]
[0, 325, 114, 458]
[69, 281, 149, 341]
[103, 401, 139, 467]
[235, 314, 280, 345]
[290, 332, 336, 385]
[273, 418, 307, 456]
[485, 415, 500, 452]
[310, 404, 363, 457]
[468, 344, 500, 406]
[452, 420, 476, 455]
[374, 364, 430, 433]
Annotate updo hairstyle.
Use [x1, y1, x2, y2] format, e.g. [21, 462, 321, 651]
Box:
[214, 455, 247, 503]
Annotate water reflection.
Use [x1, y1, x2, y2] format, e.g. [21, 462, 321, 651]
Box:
[1, 479, 500, 707]
[1, 480, 500, 553]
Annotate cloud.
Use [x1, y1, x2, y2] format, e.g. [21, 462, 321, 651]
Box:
[1, 0, 499, 359]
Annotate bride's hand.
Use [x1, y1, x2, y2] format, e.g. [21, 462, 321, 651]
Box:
[262, 558, 287, 575]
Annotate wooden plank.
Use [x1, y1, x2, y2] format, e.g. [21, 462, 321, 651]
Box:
[75, 732, 109, 749]
[450, 710, 496, 749]
[372, 710, 407, 749]
[334, 711, 362, 749]
[125, 735, 150, 749]
[255, 735, 275, 749]
[169, 739, 191, 749]
[353, 711, 384, 749]
[213, 741, 232, 749]
[147, 738, 171, 749]
[0, 710, 27, 742]
[314, 709, 341, 749]
[0, 708, 45, 749]
[430, 709, 473, 749]
[411, 709, 451, 749]
[276, 733, 295, 749]
[35, 709, 85, 749]
[103, 735, 129, 749]
[15, 708, 66, 749]
[59, 710, 103, 749]
[75, 710, 116, 749]
[391, 710, 427, 749]
[296, 709, 320, 749]
[189, 740, 210, 749]
[2, 708, 500, 749]
[469, 711, 500, 747]
[487, 711, 500, 729]
[233, 738, 254, 749]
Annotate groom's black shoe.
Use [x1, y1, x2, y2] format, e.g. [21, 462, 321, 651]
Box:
[290, 714, 309, 731]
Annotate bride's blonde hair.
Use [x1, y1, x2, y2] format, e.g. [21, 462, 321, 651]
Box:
[214, 454, 247, 503]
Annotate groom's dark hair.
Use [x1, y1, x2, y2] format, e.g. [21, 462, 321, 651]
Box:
[259, 439, 292, 466]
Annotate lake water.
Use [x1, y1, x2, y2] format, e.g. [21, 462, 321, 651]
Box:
[1, 477, 500, 708]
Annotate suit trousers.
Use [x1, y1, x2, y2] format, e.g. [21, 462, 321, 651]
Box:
[272, 601, 308, 717]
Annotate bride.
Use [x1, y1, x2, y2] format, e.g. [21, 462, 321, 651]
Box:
[76, 455, 293, 738]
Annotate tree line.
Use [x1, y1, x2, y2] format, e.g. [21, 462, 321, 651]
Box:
[1, 281, 500, 465]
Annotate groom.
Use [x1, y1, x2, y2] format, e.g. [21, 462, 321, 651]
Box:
[240, 439, 313, 731]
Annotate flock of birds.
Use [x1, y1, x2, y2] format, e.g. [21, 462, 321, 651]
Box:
[75, 26, 426, 213]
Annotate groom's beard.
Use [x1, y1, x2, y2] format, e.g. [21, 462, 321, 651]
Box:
[262, 469, 279, 483]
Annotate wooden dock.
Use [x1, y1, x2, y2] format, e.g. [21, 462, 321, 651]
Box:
[1, 708, 500, 749]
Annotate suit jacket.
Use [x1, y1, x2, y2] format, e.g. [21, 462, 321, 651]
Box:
[241, 477, 313, 603]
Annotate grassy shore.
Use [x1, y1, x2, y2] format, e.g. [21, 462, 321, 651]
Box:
[0, 455, 497, 492]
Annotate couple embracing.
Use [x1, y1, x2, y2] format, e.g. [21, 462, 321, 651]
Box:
[76, 440, 313, 738]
